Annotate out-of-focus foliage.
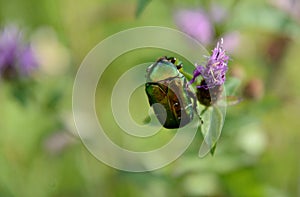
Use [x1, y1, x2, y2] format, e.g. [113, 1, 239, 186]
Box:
[136, 0, 151, 18]
[0, 0, 300, 196]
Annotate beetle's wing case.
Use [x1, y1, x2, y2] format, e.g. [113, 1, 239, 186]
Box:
[145, 58, 194, 129]
[166, 76, 194, 127]
[145, 81, 179, 128]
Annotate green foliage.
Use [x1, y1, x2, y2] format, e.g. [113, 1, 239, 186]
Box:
[135, 0, 152, 18]
[0, 0, 300, 196]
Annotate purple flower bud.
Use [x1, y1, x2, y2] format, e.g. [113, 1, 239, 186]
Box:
[0, 25, 37, 79]
[190, 39, 229, 89]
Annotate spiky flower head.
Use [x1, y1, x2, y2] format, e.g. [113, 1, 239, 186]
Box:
[190, 38, 229, 89]
[190, 39, 229, 106]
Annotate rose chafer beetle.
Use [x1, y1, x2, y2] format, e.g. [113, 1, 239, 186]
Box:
[145, 56, 197, 129]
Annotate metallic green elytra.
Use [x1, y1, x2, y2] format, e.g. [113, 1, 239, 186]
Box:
[145, 56, 195, 129]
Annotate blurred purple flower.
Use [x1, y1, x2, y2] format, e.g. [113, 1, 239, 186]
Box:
[0, 25, 37, 79]
[43, 131, 76, 155]
[174, 9, 214, 45]
[190, 39, 229, 89]
[221, 31, 241, 54]
[174, 6, 241, 53]
[269, 0, 300, 22]
[209, 3, 228, 23]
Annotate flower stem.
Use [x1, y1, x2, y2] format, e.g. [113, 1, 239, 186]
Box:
[179, 68, 193, 81]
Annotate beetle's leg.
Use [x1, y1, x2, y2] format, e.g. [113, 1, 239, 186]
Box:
[157, 56, 168, 62]
[187, 89, 203, 124]
[176, 63, 183, 70]
[167, 57, 176, 64]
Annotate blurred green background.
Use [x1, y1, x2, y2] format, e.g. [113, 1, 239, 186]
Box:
[0, 0, 300, 196]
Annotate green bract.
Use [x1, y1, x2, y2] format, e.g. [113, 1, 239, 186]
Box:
[145, 57, 195, 129]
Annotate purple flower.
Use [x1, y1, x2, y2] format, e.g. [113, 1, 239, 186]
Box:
[174, 9, 214, 45]
[221, 31, 241, 55]
[174, 6, 241, 53]
[268, 0, 300, 21]
[0, 25, 37, 79]
[190, 39, 229, 89]
[209, 3, 228, 23]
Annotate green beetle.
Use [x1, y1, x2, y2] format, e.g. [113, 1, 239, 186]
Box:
[145, 56, 196, 129]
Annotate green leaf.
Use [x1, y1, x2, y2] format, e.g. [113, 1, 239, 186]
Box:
[135, 0, 151, 18]
[198, 101, 226, 157]
[210, 143, 217, 155]
[45, 90, 63, 111]
[10, 79, 36, 107]
[224, 77, 243, 106]
[224, 77, 241, 96]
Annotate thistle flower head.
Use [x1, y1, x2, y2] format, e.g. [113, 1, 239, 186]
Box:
[190, 38, 229, 89]
[0, 25, 37, 79]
